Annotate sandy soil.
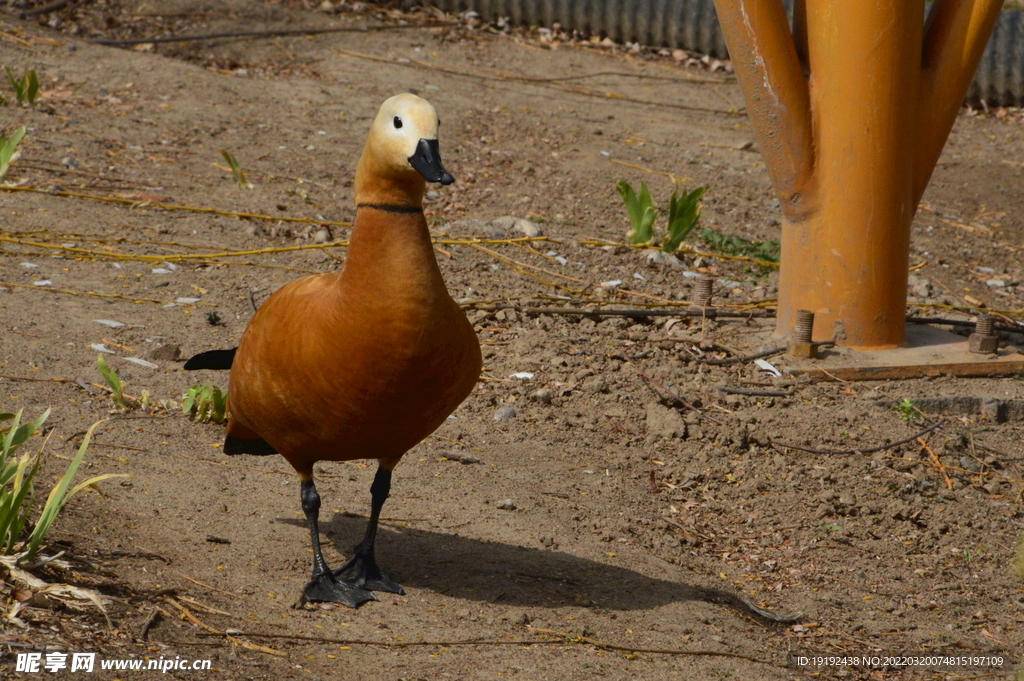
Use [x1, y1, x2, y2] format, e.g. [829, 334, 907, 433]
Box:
[1, 2, 1023, 680]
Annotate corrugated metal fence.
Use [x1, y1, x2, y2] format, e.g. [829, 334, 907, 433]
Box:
[427, 0, 1024, 106]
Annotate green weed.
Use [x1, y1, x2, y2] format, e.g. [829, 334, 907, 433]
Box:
[1, 409, 127, 561]
[662, 185, 707, 253]
[183, 383, 228, 424]
[221, 150, 253, 189]
[698, 228, 780, 263]
[5, 67, 39, 107]
[617, 180, 657, 245]
[617, 180, 710, 255]
[0, 125, 25, 181]
[892, 398, 921, 422]
[96, 355, 130, 409]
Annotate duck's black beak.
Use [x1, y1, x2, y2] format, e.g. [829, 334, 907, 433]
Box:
[408, 138, 454, 185]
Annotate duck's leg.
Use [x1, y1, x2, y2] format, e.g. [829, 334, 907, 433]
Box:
[300, 474, 376, 607]
[334, 465, 404, 594]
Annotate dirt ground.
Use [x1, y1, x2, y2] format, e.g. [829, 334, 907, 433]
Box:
[2, 2, 1024, 680]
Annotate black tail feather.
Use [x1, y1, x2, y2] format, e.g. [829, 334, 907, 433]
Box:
[224, 435, 278, 456]
[184, 348, 236, 371]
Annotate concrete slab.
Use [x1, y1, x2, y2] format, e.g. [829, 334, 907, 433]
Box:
[780, 324, 1024, 381]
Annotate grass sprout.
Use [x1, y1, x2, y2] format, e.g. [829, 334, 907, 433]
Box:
[663, 185, 708, 253]
[617, 180, 657, 245]
[221, 150, 253, 189]
[96, 355, 130, 409]
[618, 180, 709, 255]
[1, 409, 127, 561]
[892, 398, 921, 422]
[0, 125, 25, 181]
[5, 67, 39, 107]
[183, 383, 228, 424]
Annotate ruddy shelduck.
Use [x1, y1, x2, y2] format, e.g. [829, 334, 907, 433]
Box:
[185, 94, 482, 607]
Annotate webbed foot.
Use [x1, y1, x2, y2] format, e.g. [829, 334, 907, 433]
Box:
[334, 552, 404, 595]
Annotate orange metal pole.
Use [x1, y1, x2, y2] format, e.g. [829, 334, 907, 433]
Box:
[713, 0, 1004, 349]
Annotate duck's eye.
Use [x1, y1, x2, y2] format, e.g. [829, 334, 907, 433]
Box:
[393, 116, 403, 129]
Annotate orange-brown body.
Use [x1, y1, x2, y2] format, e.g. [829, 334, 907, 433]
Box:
[225, 202, 481, 475]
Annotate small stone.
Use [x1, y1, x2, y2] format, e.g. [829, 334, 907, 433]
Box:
[512, 218, 542, 238]
[838, 493, 857, 507]
[672, 49, 687, 62]
[61, 157, 79, 169]
[150, 344, 181, 361]
[530, 388, 553, 405]
[496, 499, 516, 510]
[489, 216, 517, 234]
[581, 375, 608, 393]
[986, 279, 1006, 287]
[980, 398, 1004, 423]
[645, 249, 683, 268]
[313, 228, 331, 244]
[493, 406, 517, 421]
[959, 456, 980, 473]
[983, 479, 1005, 495]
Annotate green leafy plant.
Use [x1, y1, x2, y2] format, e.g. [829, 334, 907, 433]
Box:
[699, 228, 780, 263]
[0, 125, 25, 181]
[618, 180, 709, 254]
[617, 180, 657, 245]
[96, 355, 129, 409]
[182, 383, 228, 424]
[221, 149, 253, 189]
[663, 185, 708, 253]
[892, 398, 921, 422]
[1, 409, 127, 561]
[5, 67, 39, 107]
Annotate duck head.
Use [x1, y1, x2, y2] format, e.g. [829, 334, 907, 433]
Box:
[355, 93, 454, 207]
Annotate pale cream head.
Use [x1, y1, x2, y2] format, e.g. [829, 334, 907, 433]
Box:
[355, 93, 453, 206]
[366, 93, 440, 172]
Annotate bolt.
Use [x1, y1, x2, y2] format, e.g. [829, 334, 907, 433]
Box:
[968, 315, 999, 354]
[789, 309, 817, 358]
[688, 275, 716, 317]
[690, 275, 714, 308]
[793, 309, 815, 343]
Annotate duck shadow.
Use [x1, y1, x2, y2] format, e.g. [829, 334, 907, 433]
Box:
[293, 514, 778, 617]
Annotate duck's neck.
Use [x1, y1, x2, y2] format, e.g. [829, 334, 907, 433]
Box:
[340, 173, 445, 302]
[354, 153, 426, 210]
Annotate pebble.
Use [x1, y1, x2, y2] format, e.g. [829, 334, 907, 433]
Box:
[94, 319, 125, 328]
[490, 216, 543, 238]
[512, 218, 542, 238]
[530, 388, 553, 405]
[150, 344, 181, 361]
[493, 406, 517, 421]
[985, 279, 1005, 287]
[959, 456, 980, 473]
[645, 250, 683, 268]
[496, 499, 516, 510]
[33, 280, 53, 287]
[313, 229, 331, 244]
